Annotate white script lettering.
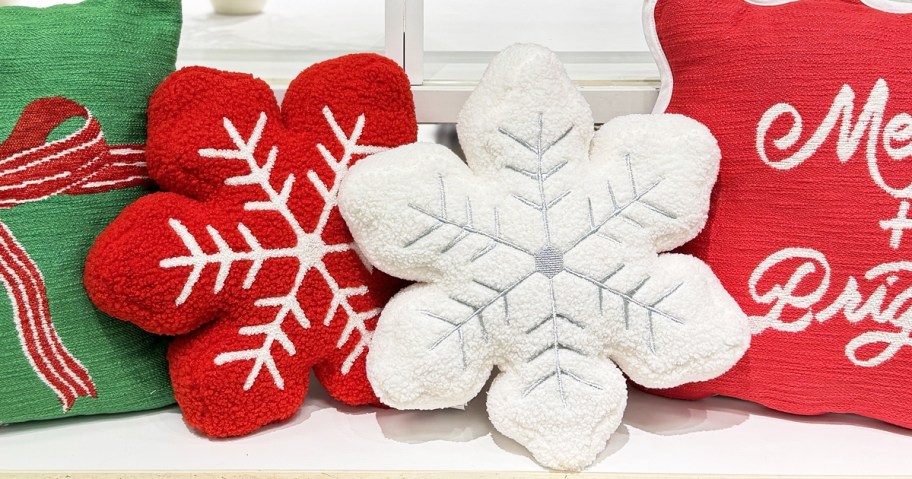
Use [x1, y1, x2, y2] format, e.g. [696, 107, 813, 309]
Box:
[750, 247, 912, 367]
[756, 78, 912, 198]
[757, 79, 912, 249]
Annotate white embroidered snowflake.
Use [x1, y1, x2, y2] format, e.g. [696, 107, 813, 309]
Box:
[339, 44, 749, 471]
[159, 107, 385, 391]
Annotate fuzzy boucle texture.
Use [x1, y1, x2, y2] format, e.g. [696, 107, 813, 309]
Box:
[84, 54, 416, 437]
[338, 44, 750, 471]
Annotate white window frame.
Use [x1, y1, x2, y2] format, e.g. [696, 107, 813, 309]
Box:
[384, 0, 658, 124]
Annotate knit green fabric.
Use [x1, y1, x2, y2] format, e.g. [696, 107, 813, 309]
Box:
[0, 0, 181, 423]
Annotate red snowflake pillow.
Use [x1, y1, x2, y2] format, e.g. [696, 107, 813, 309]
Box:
[84, 54, 416, 437]
[646, 0, 912, 427]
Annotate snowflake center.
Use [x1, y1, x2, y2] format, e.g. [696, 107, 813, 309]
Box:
[534, 246, 564, 278]
[296, 233, 329, 266]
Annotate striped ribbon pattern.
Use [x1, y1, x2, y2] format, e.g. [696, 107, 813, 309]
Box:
[0, 97, 150, 410]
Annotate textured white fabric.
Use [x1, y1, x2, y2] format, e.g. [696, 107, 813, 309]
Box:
[339, 44, 750, 471]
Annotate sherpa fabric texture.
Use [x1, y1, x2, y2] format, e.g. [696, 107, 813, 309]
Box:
[338, 44, 750, 471]
[84, 54, 417, 437]
[0, 0, 180, 424]
[647, 0, 912, 428]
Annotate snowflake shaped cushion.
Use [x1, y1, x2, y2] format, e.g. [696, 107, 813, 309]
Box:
[84, 54, 417, 437]
[646, 0, 912, 427]
[339, 44, 750, 471]
[0, 0, 180, 424]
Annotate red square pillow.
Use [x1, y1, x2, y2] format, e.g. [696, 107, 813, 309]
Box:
[647, 0, 912, 427]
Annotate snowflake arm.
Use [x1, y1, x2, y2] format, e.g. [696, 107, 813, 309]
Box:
[585, 114, 722, 253]
[563, 267, 686, 344]
[599, 254, 749, 388]
[212, 243, 311, 391]
[314, 260, 379, 374]
[340, 142, 529, 283]
[409, 189, 533, 256]
[429, 271, 535, 354]
[520, 280, 603, 403]
[214, 318, 296, 391]
[160, 219, 290, 305]
[488, 353, 628, 471]
[311, 106, 388, 236]
[367, 282, 496, 409]
[199, 113, 307, 239]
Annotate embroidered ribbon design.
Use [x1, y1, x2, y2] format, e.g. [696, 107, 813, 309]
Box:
[0, 97, 150, 410]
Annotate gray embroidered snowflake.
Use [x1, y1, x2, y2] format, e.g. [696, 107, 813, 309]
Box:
[408, 114, 685, 398]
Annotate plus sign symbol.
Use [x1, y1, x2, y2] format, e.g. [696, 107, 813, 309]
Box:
[881, 201, 912, 250]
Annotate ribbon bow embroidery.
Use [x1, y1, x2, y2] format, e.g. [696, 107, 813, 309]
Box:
[0, 97, 149, 411]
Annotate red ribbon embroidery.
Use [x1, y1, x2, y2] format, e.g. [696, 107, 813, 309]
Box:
[0, 97, 150, 411]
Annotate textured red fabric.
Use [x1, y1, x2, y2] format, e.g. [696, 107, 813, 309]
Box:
[84, 54, 416, 437]
[647, 0, 912, 427]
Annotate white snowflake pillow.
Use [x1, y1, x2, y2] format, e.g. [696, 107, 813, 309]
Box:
[339, 44, 750, 471]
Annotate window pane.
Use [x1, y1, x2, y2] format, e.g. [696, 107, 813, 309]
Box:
[423, 0, 657, 84]
[178, 0, 386, 84]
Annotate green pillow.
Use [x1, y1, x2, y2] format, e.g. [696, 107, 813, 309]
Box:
[0, 0, 181, 423]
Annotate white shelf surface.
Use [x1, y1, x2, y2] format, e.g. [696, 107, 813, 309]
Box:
[2, 383, 912, 475]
